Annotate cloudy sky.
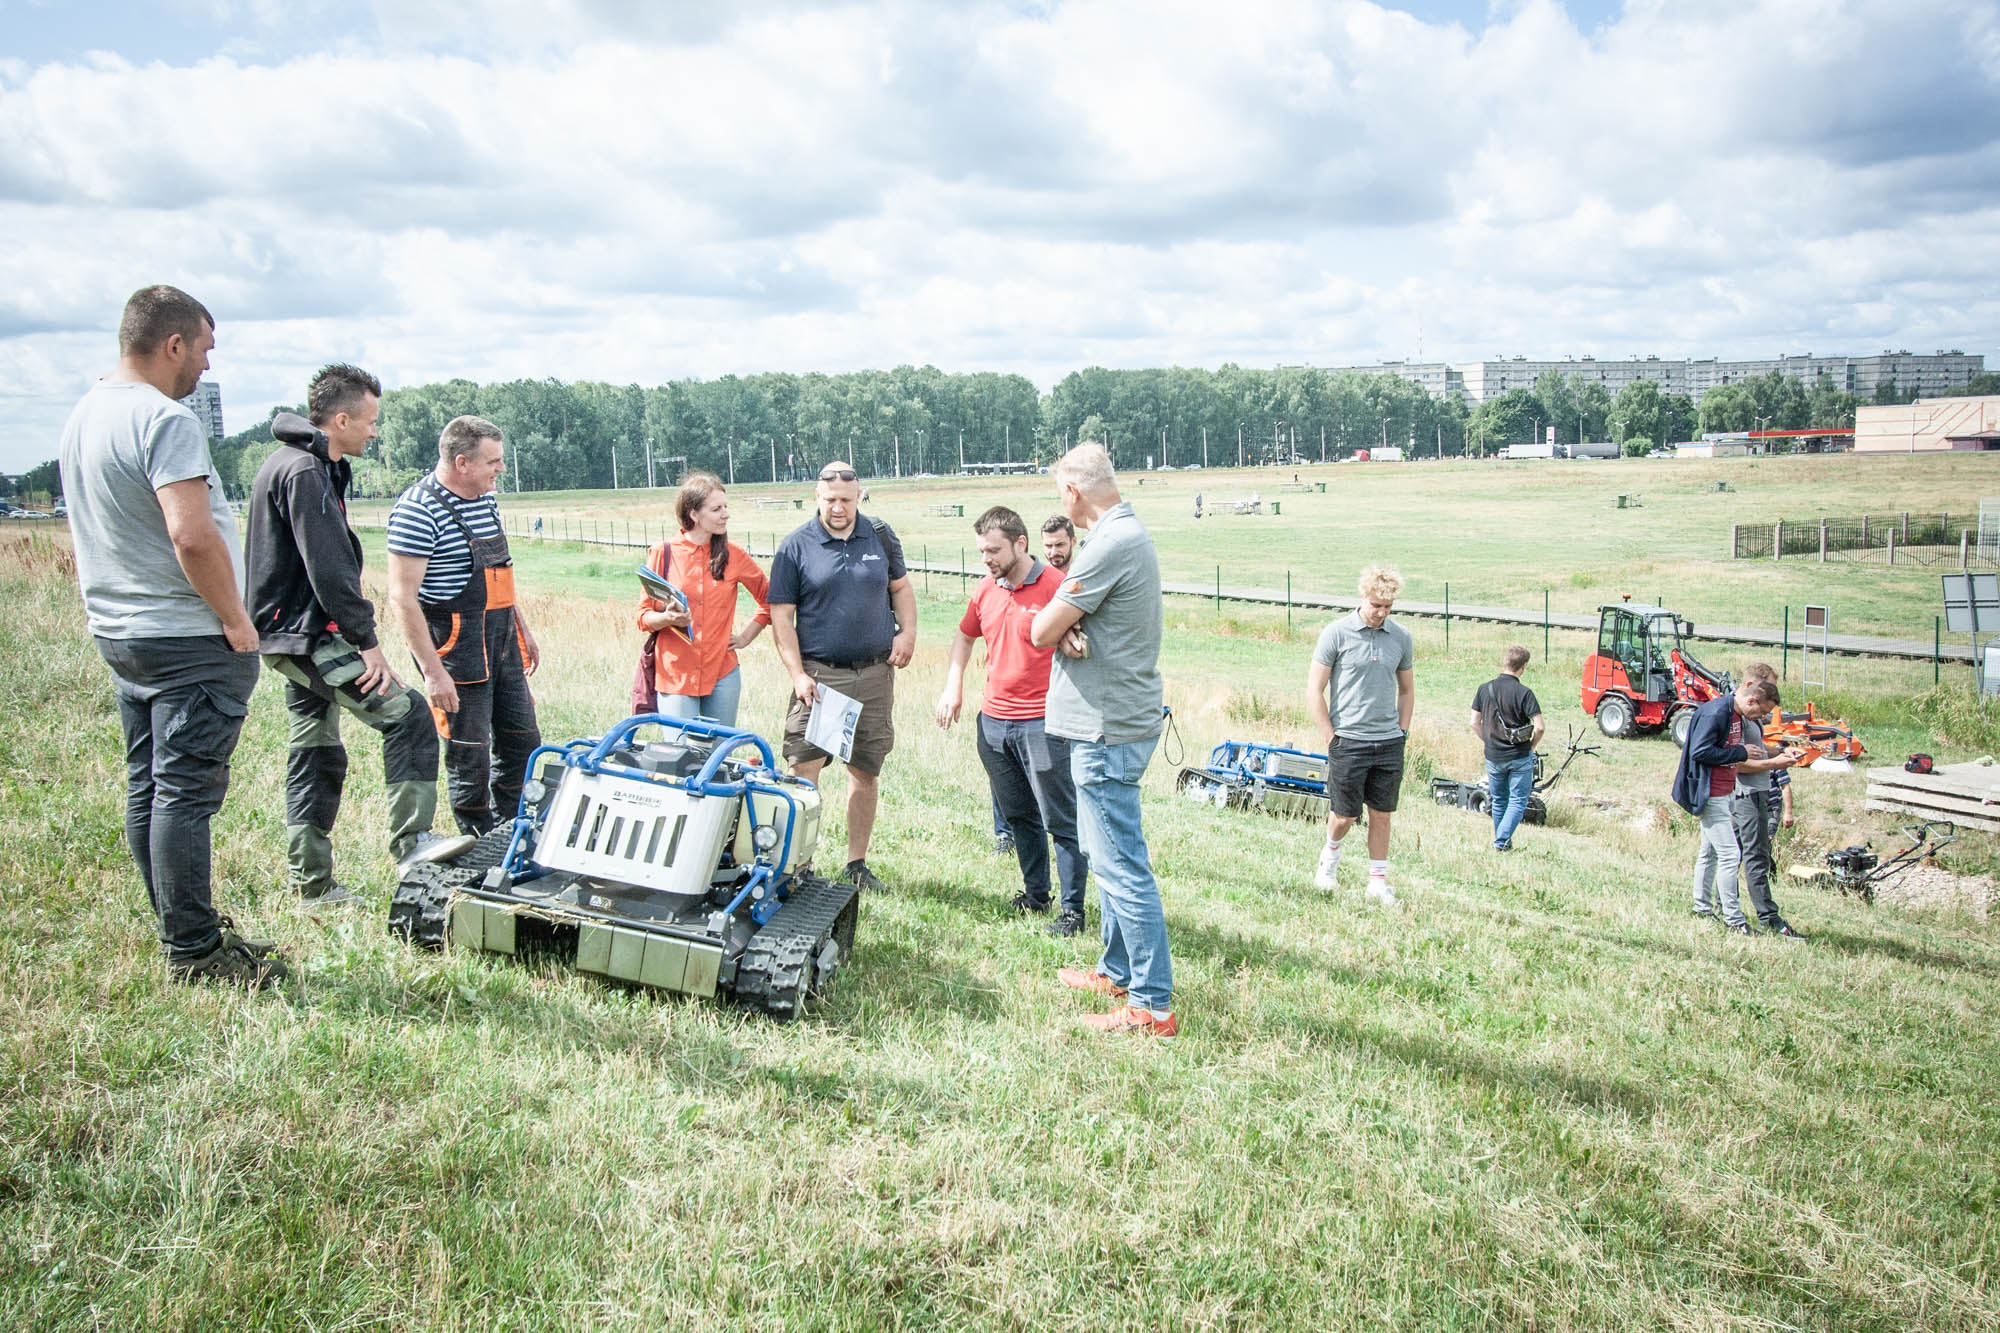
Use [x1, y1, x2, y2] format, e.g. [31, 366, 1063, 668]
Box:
[2, 0, 1996, 471]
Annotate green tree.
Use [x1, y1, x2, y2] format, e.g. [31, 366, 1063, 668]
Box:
[1534, 371, 1579, 444]
[1609, 380, 1664, 446]
[1482, 389, 1547, 447]
[1806, 374, 1857, 431]
[1699, 384, 1756, 433]
[1663, 394, 1697, 445]
[21, 459, 62, 503]
[1575, 381, 1613, 443]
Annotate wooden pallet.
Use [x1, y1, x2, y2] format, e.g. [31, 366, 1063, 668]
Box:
[1864, 762, 2000, 832]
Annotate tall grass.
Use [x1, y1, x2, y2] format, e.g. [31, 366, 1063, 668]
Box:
[2, 527, 1997, 1330]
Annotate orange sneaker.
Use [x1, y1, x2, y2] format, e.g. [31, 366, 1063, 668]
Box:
[1081, 1005, 1178, 1038]
[1057, 967, 1127, 998]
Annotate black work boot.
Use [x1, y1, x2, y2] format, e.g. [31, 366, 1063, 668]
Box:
[170, 932, 291, 990]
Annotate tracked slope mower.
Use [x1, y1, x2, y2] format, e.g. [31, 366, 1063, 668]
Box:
[1178, 740, 1331, 818]
[390, 714, 858, 1021]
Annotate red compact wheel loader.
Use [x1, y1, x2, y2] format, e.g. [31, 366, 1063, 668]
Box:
[1580, 603, 1731, 746]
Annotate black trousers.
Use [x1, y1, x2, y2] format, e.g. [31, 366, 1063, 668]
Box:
[437, 634, 540, 835]
[95, 635, 260, 961]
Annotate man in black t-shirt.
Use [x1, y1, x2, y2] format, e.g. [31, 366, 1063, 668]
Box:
[1469, 646, 1544, 852]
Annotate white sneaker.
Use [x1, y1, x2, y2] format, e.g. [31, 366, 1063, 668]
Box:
[1313, 843, 1342, 890]
[1366, 876, 1397, 908]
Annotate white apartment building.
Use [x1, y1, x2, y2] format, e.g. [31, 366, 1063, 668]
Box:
[179, 381, 224, 440]
[1325, 352, 1984, 406]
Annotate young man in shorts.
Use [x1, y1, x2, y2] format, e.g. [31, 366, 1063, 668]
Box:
[1307, 565, 1416, 906]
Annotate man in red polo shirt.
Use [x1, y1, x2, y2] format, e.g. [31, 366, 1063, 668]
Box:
[936, 505, 1091, 936]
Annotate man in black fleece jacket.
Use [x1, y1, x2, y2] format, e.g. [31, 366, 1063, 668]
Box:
[246, 364, 442, 902]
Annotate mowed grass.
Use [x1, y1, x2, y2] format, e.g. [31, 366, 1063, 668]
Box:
[3, 515, 2000, 1329]
[354, 449, 2000, 645]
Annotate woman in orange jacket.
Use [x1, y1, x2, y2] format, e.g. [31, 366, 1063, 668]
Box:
[635, 471, 771, 725]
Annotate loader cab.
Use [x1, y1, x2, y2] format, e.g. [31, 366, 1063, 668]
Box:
[1599, 605, 1682, 703]
[1582, 603, 1693, 738]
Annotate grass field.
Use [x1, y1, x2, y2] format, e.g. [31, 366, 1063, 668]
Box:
[354, 450, 2000, 646]
[5, 459, 2000, 1329]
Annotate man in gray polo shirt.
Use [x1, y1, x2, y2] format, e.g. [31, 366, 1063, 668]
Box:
[1031, 443, 1176, 1038]
[59, 285, 288, 990]
[1307, 564, 1416, 906]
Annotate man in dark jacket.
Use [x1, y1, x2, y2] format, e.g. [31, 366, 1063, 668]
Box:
[1671, 679, 1800, 934]
[246, 364, 444, 902]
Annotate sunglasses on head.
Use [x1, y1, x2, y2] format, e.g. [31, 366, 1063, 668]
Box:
[819, 469, 858, 482]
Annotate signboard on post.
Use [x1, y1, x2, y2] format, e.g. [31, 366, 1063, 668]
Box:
[1941, 573, 1999, 633]
[1803, 604, 1830, 689]
[1942, 574, 2000, 695]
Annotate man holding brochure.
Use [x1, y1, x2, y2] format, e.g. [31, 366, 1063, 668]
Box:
[768, 461, 916, 892]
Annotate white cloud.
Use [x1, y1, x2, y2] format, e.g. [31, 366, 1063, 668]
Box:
[0, 0, 1995, 470]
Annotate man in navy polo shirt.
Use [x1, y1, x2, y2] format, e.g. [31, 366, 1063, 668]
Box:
[769, 461, 916, 892]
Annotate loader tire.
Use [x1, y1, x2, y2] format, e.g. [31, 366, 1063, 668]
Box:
[1595, 693, 1636, 739]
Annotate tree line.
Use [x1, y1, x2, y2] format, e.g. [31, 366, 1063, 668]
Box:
[8, 367, 1992, 503]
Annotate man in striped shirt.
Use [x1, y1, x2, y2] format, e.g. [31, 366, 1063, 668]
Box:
[385, 417, 542, 834]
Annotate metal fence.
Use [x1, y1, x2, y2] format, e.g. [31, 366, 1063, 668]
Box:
[1731, 512, 1999, 567]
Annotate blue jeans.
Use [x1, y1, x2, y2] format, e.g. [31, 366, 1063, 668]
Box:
[976, 714, 1088, 915]
[658, 666, 742, 728]
[1486, 754, 1536, 849]
[1071, 736, 1171, 1011]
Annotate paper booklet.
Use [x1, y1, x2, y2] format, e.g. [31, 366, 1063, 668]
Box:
[806, 683, 863, 763]
[636, 564, 693, 642]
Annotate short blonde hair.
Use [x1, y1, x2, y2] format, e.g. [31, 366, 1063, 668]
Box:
[1358, 564, 1403, 601]
[1053, 442, 1117, 498]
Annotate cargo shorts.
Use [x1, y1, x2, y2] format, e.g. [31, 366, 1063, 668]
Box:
[783, 657, 896, 776]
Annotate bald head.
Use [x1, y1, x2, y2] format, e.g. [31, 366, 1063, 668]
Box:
[816, 458, 861, 536]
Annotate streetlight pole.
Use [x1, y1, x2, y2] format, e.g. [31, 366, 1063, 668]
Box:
[1237, 420, 1243, 468]
[1202, 426, 1208, 469]
[726, 438, 734, 485]
[958, 429, 965, 473]
[768, 438, 776, 484]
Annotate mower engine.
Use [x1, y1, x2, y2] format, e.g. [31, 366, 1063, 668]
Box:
[390, 714, 859, 1021]
[1824, 843, 1878, 891]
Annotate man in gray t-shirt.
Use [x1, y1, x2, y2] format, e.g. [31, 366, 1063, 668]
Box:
[58, 285, 286, 990]
[1032, 444, 1177, 1038]
[1307, 565, 1416, 906]
[1041, 511, 1164, 747]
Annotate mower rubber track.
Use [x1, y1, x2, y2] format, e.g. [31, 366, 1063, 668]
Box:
[728, 873, 861, 1022]
[388, 824, 515, 949]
